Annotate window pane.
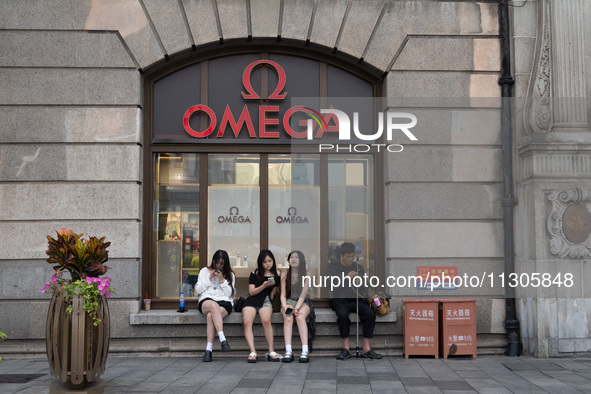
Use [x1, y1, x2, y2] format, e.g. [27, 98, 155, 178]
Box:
[154, 153, 200, 299]
[208, 154, 260, 297]
[328, 156, 374, 275]
[269, 155, 321, 297]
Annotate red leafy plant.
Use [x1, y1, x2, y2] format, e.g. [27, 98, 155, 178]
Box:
[43, 229, 113, 325]
[45, 228, 110, 281]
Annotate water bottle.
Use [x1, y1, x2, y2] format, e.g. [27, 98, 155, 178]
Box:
[179, 292, 185, 311]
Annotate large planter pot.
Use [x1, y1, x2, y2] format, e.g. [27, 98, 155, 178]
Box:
[46, 290, 110, 390]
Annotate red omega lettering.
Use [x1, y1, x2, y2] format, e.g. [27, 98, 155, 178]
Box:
[241, 60, 287, 100]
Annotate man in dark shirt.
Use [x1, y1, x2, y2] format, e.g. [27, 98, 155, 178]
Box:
[329, 242, 382, 360]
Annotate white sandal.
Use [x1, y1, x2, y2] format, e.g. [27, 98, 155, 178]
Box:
[266, 351, 281, 362]
[247, 352, 258, 363]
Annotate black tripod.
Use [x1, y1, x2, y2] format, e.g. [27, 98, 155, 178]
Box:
[344, 252, 372, 361]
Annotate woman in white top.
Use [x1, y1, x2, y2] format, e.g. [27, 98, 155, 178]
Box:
[195, 249, 235, 362]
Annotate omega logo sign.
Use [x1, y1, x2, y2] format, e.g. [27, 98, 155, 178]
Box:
[241, 60, 287, 100]
[218, 206, 251, 224]
[276, 207, 309, 224]
[183, 59, 307, 139]
[182, 60, 418, 150]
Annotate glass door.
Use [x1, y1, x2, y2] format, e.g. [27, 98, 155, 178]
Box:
[151, 151, 376, 304]
[328, 155, 374, 275]
[207, 154, 261, 296]
[268, 154, 321, 296]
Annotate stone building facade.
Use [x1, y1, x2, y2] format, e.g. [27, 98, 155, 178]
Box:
[0, 0, 589, 358]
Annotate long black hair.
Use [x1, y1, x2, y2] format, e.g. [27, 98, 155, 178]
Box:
[255, 249, 280, 284]
[285, 250, 307, 298]
[210, 249, 234, 295]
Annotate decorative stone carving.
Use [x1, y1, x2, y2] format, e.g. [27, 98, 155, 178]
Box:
[525, 0, 553, 134]
[533, 154, 591, 176]
[525, 0, 589, 134]
[547, 188, 591, 258]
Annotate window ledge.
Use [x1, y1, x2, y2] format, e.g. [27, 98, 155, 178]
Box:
[129, 308, 397, 325]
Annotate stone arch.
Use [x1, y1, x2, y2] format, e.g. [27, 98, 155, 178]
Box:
[83, 0, 498, 76]
[142, 37, 384, 84]
[0, 1, 499, 86]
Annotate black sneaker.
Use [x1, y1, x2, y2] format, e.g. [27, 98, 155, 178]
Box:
[266, 352, 281, 362]
[336, 348, 350, 360]
[203, 350, 212, 362]
[298, 352, 310, 363]
[362, 349, 382, 359]
[221, 340, 231, 352]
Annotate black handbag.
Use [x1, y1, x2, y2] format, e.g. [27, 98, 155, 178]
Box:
[233, 296, 245, 312]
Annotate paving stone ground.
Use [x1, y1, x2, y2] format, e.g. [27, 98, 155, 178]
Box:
[1, 355, 590, 393]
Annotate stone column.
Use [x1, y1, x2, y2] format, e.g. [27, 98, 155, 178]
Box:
[517, 0, 591, 357]
[550, 0, 587, 129]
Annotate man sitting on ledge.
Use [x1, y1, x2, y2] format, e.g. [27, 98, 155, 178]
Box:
[329, 242, 382, 360]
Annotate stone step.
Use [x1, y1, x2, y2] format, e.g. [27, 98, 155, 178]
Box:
[3, 308, 508, 358]
[130, 307, 398, 337]
[1, 334, 507, 358]
[129, 307, 398, 325]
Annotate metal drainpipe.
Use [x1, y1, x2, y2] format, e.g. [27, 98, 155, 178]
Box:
[498, 0, 522, 357]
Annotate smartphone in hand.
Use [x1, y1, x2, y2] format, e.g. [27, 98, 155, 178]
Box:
[285, 307, 293, 315]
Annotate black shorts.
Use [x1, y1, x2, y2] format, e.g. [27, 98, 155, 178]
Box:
[198, 298, 233, 315]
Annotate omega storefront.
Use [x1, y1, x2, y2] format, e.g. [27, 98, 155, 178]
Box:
[143, 50, 385, 306]
[4, 0, 590, 359]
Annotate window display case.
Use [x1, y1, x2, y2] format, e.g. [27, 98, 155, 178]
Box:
[154, 154, 200, 299]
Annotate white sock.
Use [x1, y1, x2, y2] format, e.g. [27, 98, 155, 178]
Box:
[285, 344, 292, 353]
[218, 331, 226, 342]
[302, 345, 308, 354]
[206, 342, 213, 352]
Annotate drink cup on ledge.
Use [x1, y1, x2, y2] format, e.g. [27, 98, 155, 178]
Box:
[144, 299, 151, 311]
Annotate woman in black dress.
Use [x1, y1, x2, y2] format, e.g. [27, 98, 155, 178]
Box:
[242, 249, 281, 363]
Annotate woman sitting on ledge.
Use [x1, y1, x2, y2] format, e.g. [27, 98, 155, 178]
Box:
[280, 250, 312, 363]
[195, 249, 235, 362]
[242, 249, 281, 363]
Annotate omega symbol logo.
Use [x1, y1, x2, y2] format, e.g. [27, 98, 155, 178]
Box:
[276, 206, 309, 224]
[218, 206, 251, 224]
[242, 60, 287, 100]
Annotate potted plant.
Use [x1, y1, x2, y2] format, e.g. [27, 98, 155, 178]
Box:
[42, 229, 113, 390]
